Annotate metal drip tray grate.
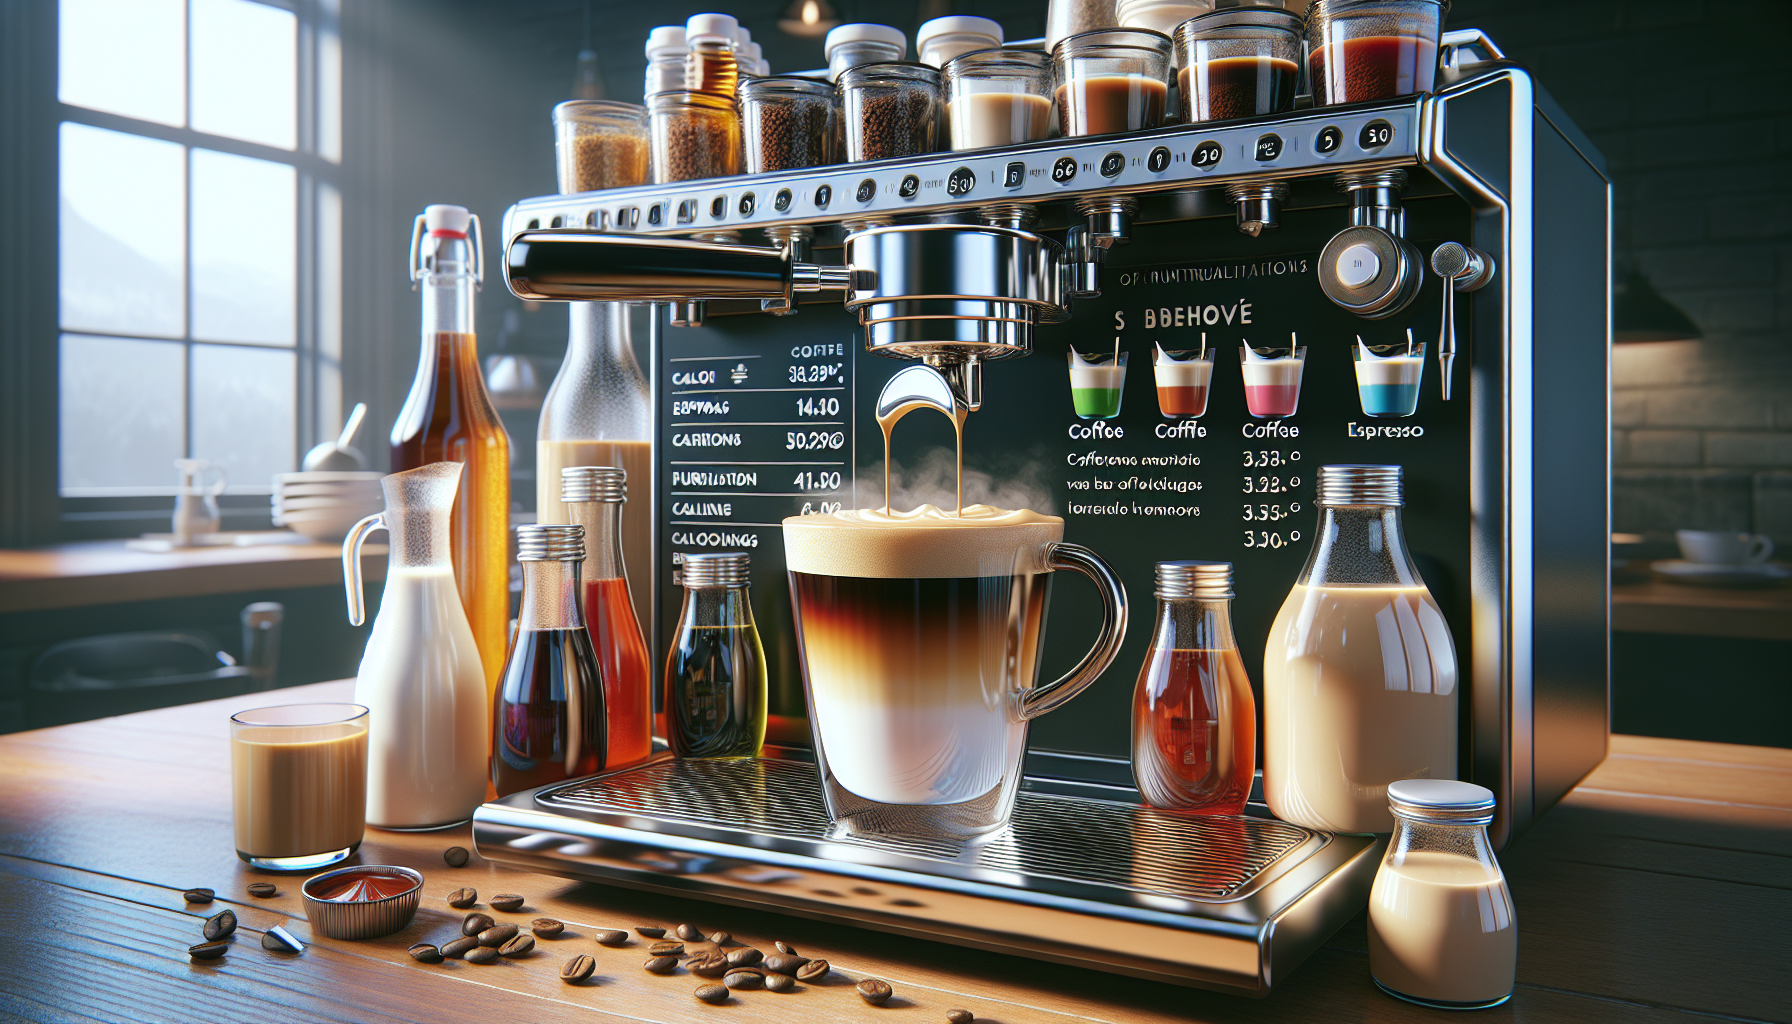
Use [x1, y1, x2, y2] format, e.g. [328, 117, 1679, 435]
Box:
[538, 758, 1312, 903]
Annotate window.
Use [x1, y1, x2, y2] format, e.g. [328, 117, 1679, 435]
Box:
[55, 0, 340, 501]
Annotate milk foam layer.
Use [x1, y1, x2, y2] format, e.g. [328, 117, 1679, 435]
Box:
[1154, 358, 1214, 387]
[1241, 352, 1304, 386]
[783, 503, 1063, 578]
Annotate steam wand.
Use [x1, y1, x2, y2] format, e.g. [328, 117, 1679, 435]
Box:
[1428, 242, 1494, 400]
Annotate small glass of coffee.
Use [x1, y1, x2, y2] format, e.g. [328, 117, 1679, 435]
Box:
[1052, 28, 1174, 137]
[231, 703, 368, 871]
[1304, 0, 1446, 107]
[943, 49, 1054, 151]
[1173, 6, 1302, 122]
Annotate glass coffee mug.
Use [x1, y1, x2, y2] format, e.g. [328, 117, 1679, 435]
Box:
[784, 505, 1127, 840]
[231, 703, 368, 870]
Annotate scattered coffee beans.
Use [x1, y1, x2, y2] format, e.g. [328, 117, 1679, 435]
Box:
[774, 940, 798, 956]
[182, 888, 214, 904]
[441, 936, 479, 959]
[796, 958, 831, 982]
[247, 882, 277, 898]
[561, 954, 596, 983]
[765, 972, 796, 993]
[478, 924, 519, 947]
[464, 945, 500, 964]
[763, 953, 808, 975]
[188, 940, 230, 960]
[694, 982, 730, 1004]
[724, 970, 765, 991]
[946, 1010, 975, 1023]
[489, 894, 525, 912]
[446, 887, 478, 909]
[261, 925, 304, 953]
[635, 926, 666, 938]
[858, 978, 894, 1005]
[690, 952, 729, 978]
[649, 941, 686, 957]
[531, 917, 564, 939]
[499, 934, 535, 958]
[203, 909, 237, 941]
[726, 947, 763, 967]
[707, 930, 731, 945]
[408, 943, 443, 964]
[462, 913, 495, 937]
[444, 846, 470, 868]
[675, 922, 702, 941]
[644, 955, 680, 974]
[595, 929, 630, 946]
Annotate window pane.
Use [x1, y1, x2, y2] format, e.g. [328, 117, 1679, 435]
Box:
[58, 0, 185, 126]
[191, 149, 295, 345]
[191, 344, 295, 488]
[190, 0, 296, 149]
[59, 123, 185, 338]
[59, 334, 185, 494]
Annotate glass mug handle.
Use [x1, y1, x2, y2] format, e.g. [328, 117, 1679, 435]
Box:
[1017, 542, 1129, 721]
[341, 512, 387, 626]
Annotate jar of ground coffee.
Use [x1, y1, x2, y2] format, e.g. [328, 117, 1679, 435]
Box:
[839, 62, 942, 163]
[648, 91, 740, 183]
[553, 100, 649, 193]
[739, 77, 838, 173]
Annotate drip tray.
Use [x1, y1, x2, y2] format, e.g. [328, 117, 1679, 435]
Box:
[472, 757, 1383, 995]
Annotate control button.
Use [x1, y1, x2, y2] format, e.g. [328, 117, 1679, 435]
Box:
[814, 184, 832, 208]
[738, 192, 756, 216]
[1004, 161, 1025, 188]
[1099, 151, 1125, 178]
[1191, 140, 1223, 170]
[898, 174, 920, 199]
[1147, 146, 1171, 173]
[1315, 125, 1344, 156]
[947, 165, 976, 197]
[647, 204, 664, 226]
[1254, 133, 1283, 161]
[1359, 119, 1394, 150]
[1051, 156, 1078, 184]
[710, 196, 727, 219]
[1336, 244, 1382, 288]
[855, 178, 877, 203]
[676, 200, 696, 224]
[773, 188, 792, 213]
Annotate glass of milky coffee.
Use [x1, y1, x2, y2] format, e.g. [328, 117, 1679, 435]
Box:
[784, 504, 1128, 840]
[231, 703, 368, 870]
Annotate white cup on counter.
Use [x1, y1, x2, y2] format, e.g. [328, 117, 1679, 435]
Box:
[1675, 529, 1774, 565]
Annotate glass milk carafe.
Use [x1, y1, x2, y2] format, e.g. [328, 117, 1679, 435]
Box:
[1263, 464, 1458, 833]
[342, 462, 489, 829]
[171, 458, 226, 545]
[1369, 780, 1516, 1009]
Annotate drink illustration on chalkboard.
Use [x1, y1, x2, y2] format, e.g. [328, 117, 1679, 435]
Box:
[1353, 334, 1426, 418]
[1240, 339, 1306, 418]
[1153, 337, 1216, 419]
[1068, 344, 1128, 420]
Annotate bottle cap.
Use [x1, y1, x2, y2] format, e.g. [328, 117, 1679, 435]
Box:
[743, 41, 764, 66]
[1155, 560, 1233, 600]
[561, 465, 627, 503]
[645, 25, 687, 57]
[685, 13, 740, 45]
[825, 22, 907, 54]
[917, 15, 1003, 47]
[1316, 464, 1403, 506]
[1386, 779, 1497, 826]
[734, 24, 752, 46]
[678, 551, 751, 587]
[517, 523, 585, 561]
[422, 204, 471, 238]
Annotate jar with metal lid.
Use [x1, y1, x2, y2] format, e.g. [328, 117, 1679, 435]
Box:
[943, 49, 1053, 151]
[553, 100, 649, 193]
[1305, 0, 1447, 107]
[1369, 779, 1516, 1009]
[1174, 6, 1302, 121]
[825, 23, 907, 82]
[665, 552, 767, 760]
[648, 90, 740, 183]
[1052, 28, 1174, 137]
[739, 76, 838, 172]
[916, 15, 1004, 68]
[840, 62, 942, 162]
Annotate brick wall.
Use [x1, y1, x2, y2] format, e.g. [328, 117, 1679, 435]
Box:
[1449, 0, 1792, 544]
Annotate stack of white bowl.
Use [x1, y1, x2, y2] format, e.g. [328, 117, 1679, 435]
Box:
[272, 471, 384, 542]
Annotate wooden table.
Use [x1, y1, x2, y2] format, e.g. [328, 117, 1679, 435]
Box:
[1612, 577, 1792, 641]
[2, 681, 1786, 1023]
[0, 539, 384, 614]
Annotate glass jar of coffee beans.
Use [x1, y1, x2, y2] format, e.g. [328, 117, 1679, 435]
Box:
[739, 77, 838, 173]
[648, 91, 740, 183]
[840, 62, 943, 163]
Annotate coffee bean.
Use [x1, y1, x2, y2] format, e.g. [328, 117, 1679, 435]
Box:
[462, 912, 495, 937]
[478, 924, 519, 947]
[707, 930, 731, 945]
[725, 947, 763, 967]
[489, 894, 525, 912]
[500, 934, 535, 958]
[408, 943, 443, 964]
[774, 940, 798, 956]
[182, 888, 214, 904]
[441, 936, 479, 959]
[531, 917, 564, 939]
[247, 882, 276, 898]
[561, 953, 596, 983]
[796, 958, 830, 982]
[261, 925, 304, 953]
[694, 982, 730, 1004]
[690, 952, 729, 978]
[674, 922, 701, 941]
[203, 909, 237, 941]
[858, 978, 894, 1005]
[946, 1010, 975, 1023]
[464, 945, 500, 964]
[444, 846, 470, 868]
[644, 955, 679, 974]
[763, 953, 809, 975]
[724, 970, 764, 991]
[765, 972, 796, 992]
[188, 940, 230, 960]
[649, 940, 685, 957]
[595, 929, 630, 946]
[446, 887, 477, 909]
[635, 926, 666, 938]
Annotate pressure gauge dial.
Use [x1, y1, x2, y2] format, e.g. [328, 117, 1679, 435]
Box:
[1317, 225, 1424, 318]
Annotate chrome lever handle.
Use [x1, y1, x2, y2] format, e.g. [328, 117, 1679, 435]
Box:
[1429, 243, 1494, 401]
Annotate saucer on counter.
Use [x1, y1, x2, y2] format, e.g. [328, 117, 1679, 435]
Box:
[1650, 559, 1791, 587]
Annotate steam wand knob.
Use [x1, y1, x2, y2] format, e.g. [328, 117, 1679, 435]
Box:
[1427, 242, 1494, 401]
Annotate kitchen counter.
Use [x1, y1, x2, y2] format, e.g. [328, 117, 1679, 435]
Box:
[0, 539, 384, 614]
[1612, 577, 1792, 641]
[1, 680, 1785, 1023]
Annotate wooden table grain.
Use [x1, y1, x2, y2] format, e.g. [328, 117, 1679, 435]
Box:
[1, 681, 1786, 1024]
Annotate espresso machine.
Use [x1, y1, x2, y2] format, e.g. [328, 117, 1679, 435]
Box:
[473, 30, 1610, 995]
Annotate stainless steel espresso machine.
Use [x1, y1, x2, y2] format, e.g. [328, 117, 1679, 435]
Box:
[473, 30, 1610, 995]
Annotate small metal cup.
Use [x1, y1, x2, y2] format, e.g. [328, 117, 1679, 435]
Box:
[301, 865, 423, 939]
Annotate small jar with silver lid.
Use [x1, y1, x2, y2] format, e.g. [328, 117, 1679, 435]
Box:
[1368, 779, 1517, 1009]
[665, 553, 767, 759]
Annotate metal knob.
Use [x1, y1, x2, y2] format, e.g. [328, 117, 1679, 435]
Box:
[1429, 242, 1495, 401]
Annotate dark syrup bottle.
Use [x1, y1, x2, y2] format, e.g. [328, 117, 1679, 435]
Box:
[492, 524, 607, 797]
[664, 552, 766, 759]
